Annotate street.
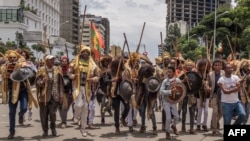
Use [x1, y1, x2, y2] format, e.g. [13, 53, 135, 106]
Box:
[0, 96, 241, 141]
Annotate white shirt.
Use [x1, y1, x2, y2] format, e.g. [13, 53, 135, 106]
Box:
[217, 75, 240, 103]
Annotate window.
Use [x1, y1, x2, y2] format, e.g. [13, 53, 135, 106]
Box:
[0, 9, 20, 22]
[35, 22, 37, 28]
[26, 19, 29, 25]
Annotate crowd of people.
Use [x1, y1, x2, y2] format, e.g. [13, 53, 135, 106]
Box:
[0, 45, 249, 140]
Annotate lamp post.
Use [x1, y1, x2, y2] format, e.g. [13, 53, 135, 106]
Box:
[212, 1, 229, 60]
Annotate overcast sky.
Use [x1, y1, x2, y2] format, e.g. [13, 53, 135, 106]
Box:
[80, 0, 166, 64]
[80, 0, 237, 64]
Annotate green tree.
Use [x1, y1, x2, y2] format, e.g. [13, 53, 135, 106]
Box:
[0, 44, 7, 54]
[31, 44, 44, 60]
[166, 23, 181, 56]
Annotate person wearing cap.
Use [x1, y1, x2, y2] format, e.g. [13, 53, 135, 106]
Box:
[58, 56, 73, 128]
[0, 50, 32, 139]
[68, 45, 99, 137]
[35, 54, 64, 137]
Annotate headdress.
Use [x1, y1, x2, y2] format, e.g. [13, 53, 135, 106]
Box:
[80, 45, 91, 53]
[61, 56, 68, 61]
[45, 55, 55, 60]
[162, 51, 171, 59]
[100, 54, 112, 64]
[184, 59, 194, 66]
[155, 57, 162, 65]
[4, 50, 21, 59]
[129, 52, 140, 62]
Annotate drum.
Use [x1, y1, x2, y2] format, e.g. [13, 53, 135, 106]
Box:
[165, 83, 186, 103]
[179, 71, 202, 94]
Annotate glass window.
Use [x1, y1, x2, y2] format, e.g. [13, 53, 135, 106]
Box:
[1, 9, 7, 21]
[6, 9, 12, 21]
[12, 9, 17, 21]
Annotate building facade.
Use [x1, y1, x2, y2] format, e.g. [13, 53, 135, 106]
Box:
[165, 0, 231, 35]
[0, 0, 76, 60]
[60, 0, 79, 45]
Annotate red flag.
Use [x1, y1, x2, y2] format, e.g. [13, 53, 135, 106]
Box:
[90, 21, 105, 61]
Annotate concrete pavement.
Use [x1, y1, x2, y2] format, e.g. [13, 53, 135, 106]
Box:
[0, 97, 245, 141]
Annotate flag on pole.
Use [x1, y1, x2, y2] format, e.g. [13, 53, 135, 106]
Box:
[90, 21, 105, 61]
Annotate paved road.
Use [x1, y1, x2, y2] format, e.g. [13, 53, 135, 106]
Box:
[1, 96, 247, 141]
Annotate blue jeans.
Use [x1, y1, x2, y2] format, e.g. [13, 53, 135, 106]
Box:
[222, 101, 246, 125]
[242, 102, 250, 125]
[182, 96, 196, 129]
[8, 90, 28, 133]
[140, 96, 156, 127]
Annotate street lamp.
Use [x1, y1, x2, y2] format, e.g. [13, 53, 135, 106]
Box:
[212, 4, 229, 60]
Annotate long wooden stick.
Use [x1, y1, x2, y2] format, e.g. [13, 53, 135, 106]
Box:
[79, 5, 87, 49]
[226, 35, 235, 60]
[136, 22, 146, 53]
[208, 36, 214, 60]
[160, 32, 166, 68]
[172, 38, 191, 90]
[123, 33, 131, 59]
[43, 25, 47, 106]
[111, 40, 126, 97]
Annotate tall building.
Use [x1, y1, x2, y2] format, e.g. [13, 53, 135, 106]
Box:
[80, 14, 109, 55]
[165, 0, 231, 35]
[25, 0, 60, 37]
[60, 0, 80, 45]
[0, 0, 60, 43]
[0, 0, 75, 60]
[101, 18, 110, 54]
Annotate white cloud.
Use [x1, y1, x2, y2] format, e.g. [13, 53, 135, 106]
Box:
[80, 0, 166, 64]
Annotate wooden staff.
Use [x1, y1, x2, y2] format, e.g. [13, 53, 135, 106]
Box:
[79, 5, 87, 49]
[160, 32, 165, 67]
[171, 38, 179, 98]
[123, 33, 131, 59]
[43, 25, 47, 106]
[171, 38, 191, 90]
[48, 39, 52, 55]
[65, 43, 69, 62]
[226, 35, 235, 60]
[208, 36, 214, 60]
[136, 22, 146, 53]
[111, 39, 126, 97]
